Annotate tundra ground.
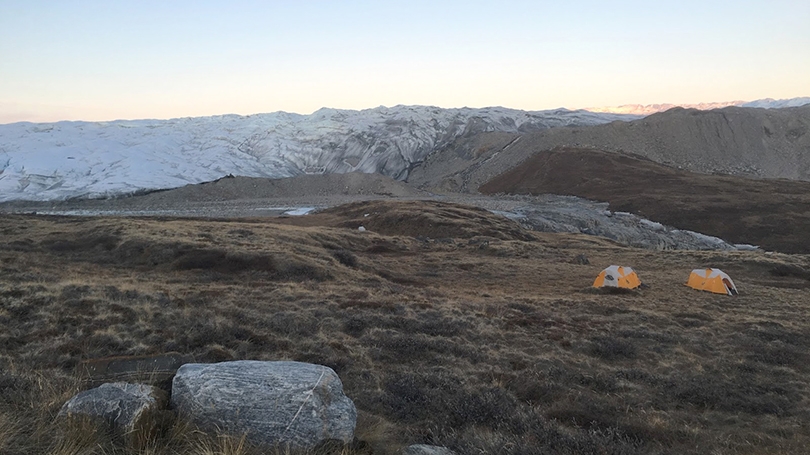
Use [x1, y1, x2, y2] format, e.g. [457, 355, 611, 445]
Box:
[1, 201, 809, 454]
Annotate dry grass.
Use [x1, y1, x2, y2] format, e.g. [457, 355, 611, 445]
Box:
[1, 202, 810, 454]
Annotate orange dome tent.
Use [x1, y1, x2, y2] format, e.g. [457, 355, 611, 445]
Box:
[686, 268, 738, 295]
[593, 265, 642, 290]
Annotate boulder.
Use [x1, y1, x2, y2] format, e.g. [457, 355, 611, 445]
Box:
[403, 444, 457, 455]
[58, 382, 169, 448]
[171, 360, 356, 450]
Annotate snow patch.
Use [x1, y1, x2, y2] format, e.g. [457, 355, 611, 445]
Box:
[283, 207, 316, 216]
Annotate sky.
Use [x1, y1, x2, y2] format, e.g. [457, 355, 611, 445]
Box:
[1, 0, 809, 123]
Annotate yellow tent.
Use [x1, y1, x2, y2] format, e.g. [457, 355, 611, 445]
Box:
[686, 268, 738, 295]
[593, 265, 642, 290]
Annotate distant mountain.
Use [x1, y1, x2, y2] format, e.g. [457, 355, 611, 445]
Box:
[586, 97, 810, 116]
[740, 97, 810, 109]
[3, 99, 809, 202]
[407, 104, 810, 193]
[0, 106, 636, 202]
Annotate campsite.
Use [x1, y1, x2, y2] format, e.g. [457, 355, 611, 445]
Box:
[3, 1, 809, 452]
[2, 110, 810, 454]
[1, 200, 809, 454]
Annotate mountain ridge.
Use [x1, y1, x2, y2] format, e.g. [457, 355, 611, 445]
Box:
[586, 96, 810, 115]
[407, 104, 810, 193]
[1, 98, 809, 202]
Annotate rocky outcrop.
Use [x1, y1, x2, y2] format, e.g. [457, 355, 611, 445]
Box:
[171, 360, 357, 451]
[58, 382, 169, 448]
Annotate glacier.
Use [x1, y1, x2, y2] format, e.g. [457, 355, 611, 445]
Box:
[3, 98, 806, 202]
[0, 105, 637, 202]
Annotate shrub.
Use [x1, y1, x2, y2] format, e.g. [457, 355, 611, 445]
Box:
[173, 250, 276, 273]
[588, 336, 638, 360]
[663, 372, 798, 416]
[332, 249, 358, 268]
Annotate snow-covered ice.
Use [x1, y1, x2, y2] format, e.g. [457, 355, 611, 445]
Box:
[0, 106, 638, 202]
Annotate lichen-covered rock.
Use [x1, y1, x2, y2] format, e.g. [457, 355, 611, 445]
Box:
[403, 444, 457, 455]
[171, 360, 356, 450]
[58, 382, 169, 448]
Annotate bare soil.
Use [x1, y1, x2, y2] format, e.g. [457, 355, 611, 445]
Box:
[1, 200, 810, 454]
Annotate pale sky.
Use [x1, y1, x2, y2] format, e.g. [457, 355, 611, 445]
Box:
[1, 0, 808, 123]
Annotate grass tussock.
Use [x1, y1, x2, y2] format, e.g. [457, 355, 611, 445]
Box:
[1, 207, 810, 454]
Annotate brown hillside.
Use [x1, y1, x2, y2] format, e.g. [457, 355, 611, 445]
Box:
[479, 147, 810, 253]
[408, 105, 810, 193]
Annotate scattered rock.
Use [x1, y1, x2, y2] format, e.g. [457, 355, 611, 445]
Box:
[403, 444, 457, 455]
[171, 360, 357, 451]
[58, 382, 169, 449]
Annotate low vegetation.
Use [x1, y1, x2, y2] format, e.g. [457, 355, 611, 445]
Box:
[1, 201, 809, 454]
